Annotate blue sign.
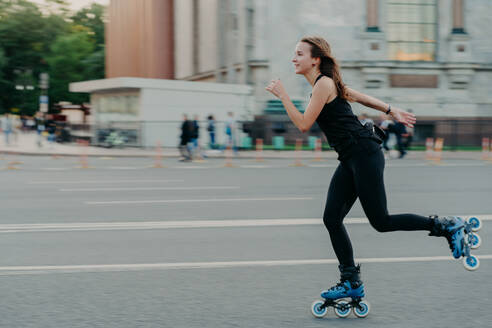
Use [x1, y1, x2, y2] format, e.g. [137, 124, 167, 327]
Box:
[40, 95, 49, 104]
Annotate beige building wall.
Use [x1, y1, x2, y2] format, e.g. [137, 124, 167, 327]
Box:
[174, 0, 253, 84]
[174, 0, 193, 79]
[106, 0, 174, 79]
[198, 0, 218, 74]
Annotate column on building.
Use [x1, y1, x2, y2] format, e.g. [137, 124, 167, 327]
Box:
[452, 0, 466, 34]
[361, 0, 386, 88]
[366, 0, 379, 32]
[448, 0, 472, 86]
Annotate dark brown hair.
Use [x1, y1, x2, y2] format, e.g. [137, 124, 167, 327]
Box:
[300, 36, 351, 101]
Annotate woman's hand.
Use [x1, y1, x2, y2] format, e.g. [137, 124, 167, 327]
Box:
[390, 107, 416, 128]
[265, 78, 288, 100]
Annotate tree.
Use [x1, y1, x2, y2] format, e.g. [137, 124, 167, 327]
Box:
[45, 26, 96, 105]
[0, 0, 69, 114]
[71, 3, 106, 50]
[0, 47, 7, 112]
[0, 0, 107, 115]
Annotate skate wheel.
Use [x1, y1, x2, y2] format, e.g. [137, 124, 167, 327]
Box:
[311, 300, 328, 318]
[463, 255, 480, 271]
[467, 217, 482, 232]
[470, 233, 481, 249]
[353, 300, 371, 318]
[334, 300, 351, 318]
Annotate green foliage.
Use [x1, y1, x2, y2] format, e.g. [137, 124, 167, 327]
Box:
[70, 3, 105, 50]
[46, 26, 96, 105]
[0, 0, 106, 115]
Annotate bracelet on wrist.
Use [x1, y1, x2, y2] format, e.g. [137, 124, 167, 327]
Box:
[385, 105, 392, 115]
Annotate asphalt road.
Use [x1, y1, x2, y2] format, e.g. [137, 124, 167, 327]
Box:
[0, 155, 491, 327]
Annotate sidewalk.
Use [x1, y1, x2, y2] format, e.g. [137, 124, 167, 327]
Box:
[0, 132, 486, 160]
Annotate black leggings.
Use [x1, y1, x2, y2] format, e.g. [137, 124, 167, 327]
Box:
[323, 147, 432, 267]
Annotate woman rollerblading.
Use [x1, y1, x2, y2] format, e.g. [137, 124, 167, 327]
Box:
[265, 36, 482, 319]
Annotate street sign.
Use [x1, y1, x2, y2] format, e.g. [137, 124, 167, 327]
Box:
[39, 73, 49, 89]
[40, 95, 49, 112]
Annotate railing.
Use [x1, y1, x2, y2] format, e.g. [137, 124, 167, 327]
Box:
[62, 118, 492, 150]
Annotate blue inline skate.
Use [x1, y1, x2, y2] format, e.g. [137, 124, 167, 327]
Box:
[311, 264, 370, 318]
[429, 215, 482, 271]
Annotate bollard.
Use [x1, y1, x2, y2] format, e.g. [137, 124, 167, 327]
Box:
[312, 138, 322, 162]
[6, 151, 23, 170]
[77, 139, 90, 169]
[433, 138, 444, 164]
[425, 138, 434, 161]
[223, 144, 237, 167]
[255, 138, 265, 162]
[152, 141, 165, 168]
[481, 137, 490, 161]
[290, 139, 305, 167]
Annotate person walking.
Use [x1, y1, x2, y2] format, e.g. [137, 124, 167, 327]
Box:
[393, 119, 407, 158]
[190, 115, 200, 159]
[378, 113, 394, 153]
[207, 115, 216, 149]
[265, 36, 473, 305]
[224, 112, 237, 154]
[35, 112, 45, 148]
[179, 114, 192, 162]
[1, 113, 13, 145]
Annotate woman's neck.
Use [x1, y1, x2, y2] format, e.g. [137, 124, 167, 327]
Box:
[305, 69, 322, 87]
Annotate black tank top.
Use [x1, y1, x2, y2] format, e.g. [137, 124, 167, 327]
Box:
[313, 74, 381, 160]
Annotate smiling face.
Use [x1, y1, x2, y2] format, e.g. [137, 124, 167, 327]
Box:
[292, 41, 319, 75]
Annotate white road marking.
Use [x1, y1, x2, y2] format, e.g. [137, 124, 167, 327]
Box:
[170, 166, 211, 169]
[384, 162, 488, 168]
[86, 197, 314, 205]
[60, 186, 240, 192]
[308, 164, 337, 168]
[27, 179, 184, 185]
[0, 215, 489, 233]
[240, 165, 272, 168]
[1, 255, 491, 275]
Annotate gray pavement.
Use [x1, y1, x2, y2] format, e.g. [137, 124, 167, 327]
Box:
[0, 153, 491, 327]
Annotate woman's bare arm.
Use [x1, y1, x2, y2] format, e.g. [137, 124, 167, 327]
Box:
[346, 87, 416, 128]
[265, 78, 334, 132]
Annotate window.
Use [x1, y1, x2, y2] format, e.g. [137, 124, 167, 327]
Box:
[387, 0, 437, 61]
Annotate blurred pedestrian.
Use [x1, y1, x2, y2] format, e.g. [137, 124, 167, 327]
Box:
[266, 35, 466, 305]
[224, 111, 237, 154]
[207, 114, 216, 149]
[35, 112, 45, 148]
[45, 114, 56, 148]
[12, 115, 22, 145]
[358, 113, 373, 126]
[1, 113, 13, 145]
[393, 120, 407, 158]
[179, 114, 192, 161]
[191, 115, 200, 158]
[378, 114, 394, 152]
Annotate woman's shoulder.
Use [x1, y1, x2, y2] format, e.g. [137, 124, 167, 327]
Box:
[314, 75, 336, 91]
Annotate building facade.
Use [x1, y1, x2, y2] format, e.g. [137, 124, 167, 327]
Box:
[174, 0, 492, 145]
[94, 0, 492, 147]
[106, 0, 175, 79]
